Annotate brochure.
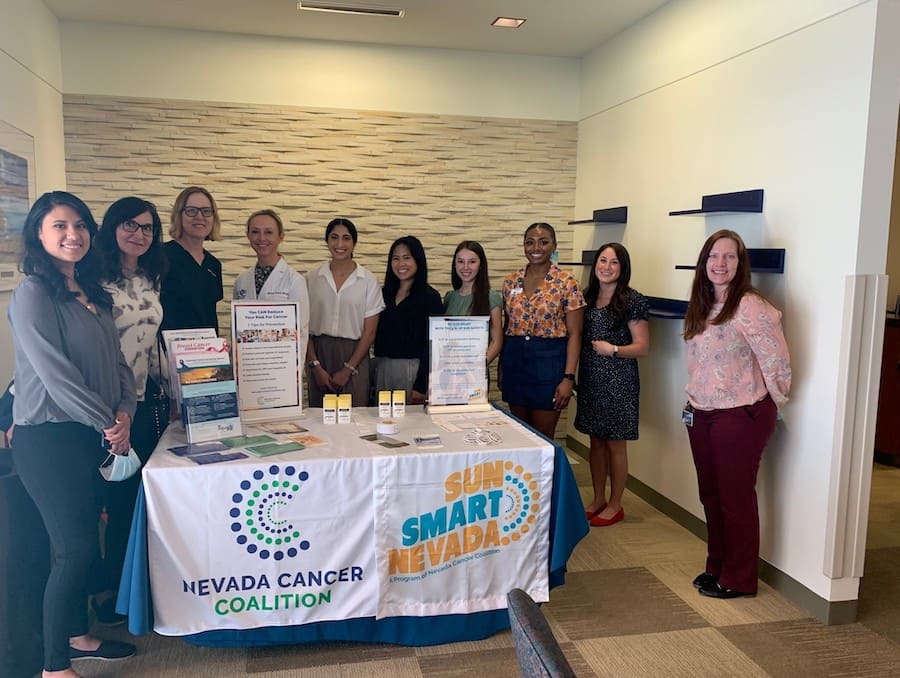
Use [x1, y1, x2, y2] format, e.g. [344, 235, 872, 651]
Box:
[169, 336, 242, 444]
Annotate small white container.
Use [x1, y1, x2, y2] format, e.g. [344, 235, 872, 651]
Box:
[377, 419, 399, 436]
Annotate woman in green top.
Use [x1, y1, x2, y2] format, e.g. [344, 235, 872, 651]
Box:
[443, 241, 503, 364]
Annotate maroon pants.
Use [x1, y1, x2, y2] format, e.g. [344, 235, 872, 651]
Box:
[687, 395, 777, 593]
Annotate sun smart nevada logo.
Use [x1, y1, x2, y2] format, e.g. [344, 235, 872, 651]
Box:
[229, 464, 311, 561]
[389, 459, 541, 577]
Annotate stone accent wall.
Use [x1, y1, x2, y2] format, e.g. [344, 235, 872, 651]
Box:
[63, 95, 579, 413]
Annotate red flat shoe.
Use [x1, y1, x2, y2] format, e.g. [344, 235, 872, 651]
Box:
[584, 502, 607, 520]
[590, 507, 624, 527]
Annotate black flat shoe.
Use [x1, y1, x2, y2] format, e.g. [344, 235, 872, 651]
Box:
[92, 597, 126, 626]
[692, 572, 718, 590]
[698, 580, 756, 599]
[70, 639, 136, 661]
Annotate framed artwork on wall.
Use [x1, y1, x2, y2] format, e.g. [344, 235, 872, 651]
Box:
[0, 119, 36, 270]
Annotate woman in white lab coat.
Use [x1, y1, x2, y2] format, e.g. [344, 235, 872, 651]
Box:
[233, 209, 309, 357]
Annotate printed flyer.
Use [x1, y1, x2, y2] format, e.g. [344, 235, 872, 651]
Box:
[232, 302, 303, 423]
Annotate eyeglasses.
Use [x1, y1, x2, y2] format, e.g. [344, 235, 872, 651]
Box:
[182, 206, 214, 218]
[120, 220, 154, 235]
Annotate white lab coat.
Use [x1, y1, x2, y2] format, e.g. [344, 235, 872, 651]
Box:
[233, 257, 310, 359]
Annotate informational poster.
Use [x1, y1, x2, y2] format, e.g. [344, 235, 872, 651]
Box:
[427, 317, 490, 412]
[232, 302, 303, 423]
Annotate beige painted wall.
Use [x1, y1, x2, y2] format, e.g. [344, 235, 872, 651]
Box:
[60, 22, 580, 121]
[573, 0, 900, 602]
[0, 0, 67, 387]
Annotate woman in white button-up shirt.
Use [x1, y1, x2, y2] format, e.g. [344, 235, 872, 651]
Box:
[305, 218, 384, 407]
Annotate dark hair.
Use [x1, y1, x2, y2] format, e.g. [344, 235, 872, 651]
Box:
[684, 229, 757, 340]
[21, 191, 111, 309]
[383, 235, 428, 302]
[524, 222, 557, 245]
[170, 186, 220, 241]
[325, 217, 358, 243]
[584, 243, 633, 329]
[96, 197, 167, 289]
[247, 208, 284, 237]
[450, 240, 491, 316]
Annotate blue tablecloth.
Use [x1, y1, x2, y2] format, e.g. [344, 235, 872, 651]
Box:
[118, 439, 587, 647]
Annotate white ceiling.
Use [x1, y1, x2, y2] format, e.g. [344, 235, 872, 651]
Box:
[43, 0, 671, 58]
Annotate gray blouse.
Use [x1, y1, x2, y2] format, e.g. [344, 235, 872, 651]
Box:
[9, 276, 137, 432]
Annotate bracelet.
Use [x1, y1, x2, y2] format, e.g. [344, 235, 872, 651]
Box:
[343, 361, 359, 376]
[307, 359, 320, 369]
[612, 345, 619, 357]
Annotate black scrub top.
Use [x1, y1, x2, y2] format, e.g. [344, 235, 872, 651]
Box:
[160, 240, 223, 334]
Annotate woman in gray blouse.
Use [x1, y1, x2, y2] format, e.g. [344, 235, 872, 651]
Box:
[9, 191, 137, 676]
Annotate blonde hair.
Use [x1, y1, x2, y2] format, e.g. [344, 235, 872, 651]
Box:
[169, 186, 221, 241]
[246, 208, 284, 237]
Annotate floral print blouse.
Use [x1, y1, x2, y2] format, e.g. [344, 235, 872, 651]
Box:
[685, 292, 791, 410]
[502, 264, 585, 338]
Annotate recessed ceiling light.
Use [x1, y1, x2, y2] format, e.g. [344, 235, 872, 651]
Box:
[491, 17, 526, 28]
[297, 1, 405, 17]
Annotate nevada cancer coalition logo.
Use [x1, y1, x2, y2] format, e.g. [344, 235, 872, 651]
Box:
[388, 459, 540, 579]
[229, 464, 311, 561]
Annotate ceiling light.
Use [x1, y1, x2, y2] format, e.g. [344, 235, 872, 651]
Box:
[491, 17, 526, 28]
[297, 1, 404, 17]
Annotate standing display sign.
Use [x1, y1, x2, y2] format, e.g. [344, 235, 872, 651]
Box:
[231, 302, 303, 423]
[427, 316, 491, 413]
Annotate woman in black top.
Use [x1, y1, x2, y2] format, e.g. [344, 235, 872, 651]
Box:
[373, 236, 443, 405]
[159, 186, 223, 333]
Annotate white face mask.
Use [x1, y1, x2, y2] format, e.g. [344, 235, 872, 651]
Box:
[99, 448, 142, 482]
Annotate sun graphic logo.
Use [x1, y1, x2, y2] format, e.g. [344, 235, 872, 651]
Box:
[498, 461, 540, 544]
[229, 464, 311, 561]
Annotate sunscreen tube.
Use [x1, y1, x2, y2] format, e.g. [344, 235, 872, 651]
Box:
[322, 394, 337, 425]
[378, 390, 392, 418]
[392, 390, 406, 418]
[337, 394, 352, 424]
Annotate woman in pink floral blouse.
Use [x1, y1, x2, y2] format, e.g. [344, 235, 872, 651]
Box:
[683, 229, 791, 599]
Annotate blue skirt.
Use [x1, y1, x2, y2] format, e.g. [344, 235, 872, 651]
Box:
[501, 335, 567, 410]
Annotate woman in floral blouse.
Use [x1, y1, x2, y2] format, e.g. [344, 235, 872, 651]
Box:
[501, 222, 585, 439]
[683, 229, 791, 599]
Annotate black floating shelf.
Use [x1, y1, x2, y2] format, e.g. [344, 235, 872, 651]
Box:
[568, 206, 628, 225]
[558, 250, 602, 267]
[674, 248, 785, 274]
[669, 189, 763, 215]
[647, 296, 688, 319]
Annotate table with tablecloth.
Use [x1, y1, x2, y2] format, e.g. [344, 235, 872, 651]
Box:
[118, 407, 588, 646]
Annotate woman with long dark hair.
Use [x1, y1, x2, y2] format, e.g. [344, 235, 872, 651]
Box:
[575, 243, 649, 527]
[92, 196, 167, 624]
[305, 218, 384, 407]
[684, 229, 790, 598]
[500, 222, 585, 439]
[10, 191, 137, 677]
[444, 241, 503, 365]
[374, 235, 443, 405]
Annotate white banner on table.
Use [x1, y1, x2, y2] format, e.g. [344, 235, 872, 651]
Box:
[144, 456, 377, 635]
[232, 302, 303, 423]
[428, 316, 489, 407]
[373, 445, 553, 618]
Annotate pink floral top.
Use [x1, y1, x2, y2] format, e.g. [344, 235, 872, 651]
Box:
[502, 264, 586, 338]
[685, 293, 791, 410]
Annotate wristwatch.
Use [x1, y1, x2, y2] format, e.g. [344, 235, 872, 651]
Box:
[563, 373, 576, 381]
[307, 360, 321, 369]
[612, 345, 619, 357]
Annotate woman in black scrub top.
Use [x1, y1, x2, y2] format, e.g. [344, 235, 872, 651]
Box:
[159, 186, 223, 333]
